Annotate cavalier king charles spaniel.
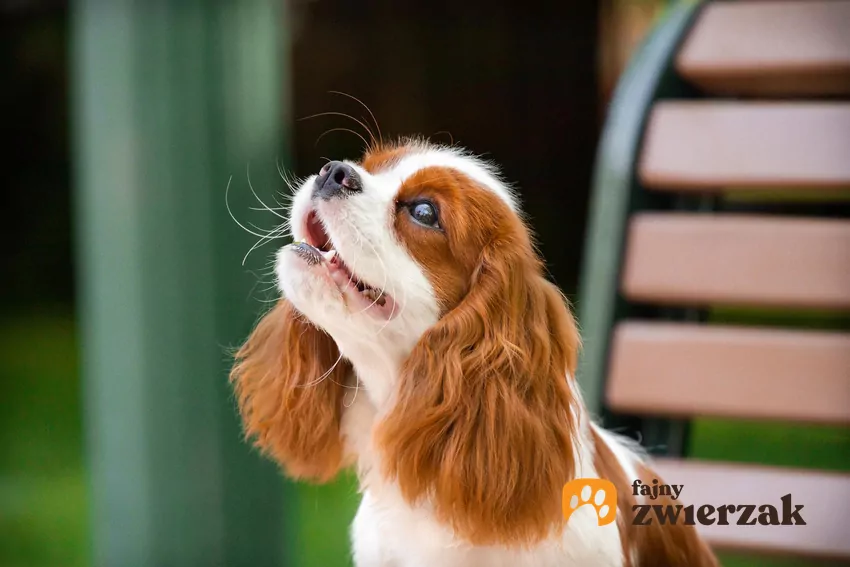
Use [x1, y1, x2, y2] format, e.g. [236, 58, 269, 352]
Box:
[231, 139, 718, 567]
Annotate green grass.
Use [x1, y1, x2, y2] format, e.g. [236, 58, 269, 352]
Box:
[0, 471, 89, 567]
[295, 474, 360, 567]
[722, 188, 850, 204]
[3, 312, 847, 567]
[718, 554, 849, 567]
[0, 311, 89, 567]
[691, 419, 850, 473]
[710, 306, 850, 332]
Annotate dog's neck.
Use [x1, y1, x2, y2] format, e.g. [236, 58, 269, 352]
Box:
[330, 322, 426, 411]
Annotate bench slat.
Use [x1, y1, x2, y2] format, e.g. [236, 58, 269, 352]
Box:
[621, 214, 850, 310]
[639, 102, 850, 191]
[607, 322, 850, 424]
[676, 0, 850, 96]
[652, 459, 850, 559]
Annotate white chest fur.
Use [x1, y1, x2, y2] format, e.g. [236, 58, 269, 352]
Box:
[340, 392, 624, 567]
[351, 489, 623, 567]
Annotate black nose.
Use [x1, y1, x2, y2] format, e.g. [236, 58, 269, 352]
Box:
[313, 161, 361, 200]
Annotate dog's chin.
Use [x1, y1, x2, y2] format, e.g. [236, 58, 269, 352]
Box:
[275, 244, 399, 327]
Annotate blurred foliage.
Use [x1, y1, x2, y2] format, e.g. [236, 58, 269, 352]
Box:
[692, 419, 850, 474]
[295, 475, 360, 567]
[0, 312, 88, 567]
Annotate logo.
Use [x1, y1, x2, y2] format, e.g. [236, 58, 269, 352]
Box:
[562, 478, 806, 527]
[562, 478, 618, 526]
[630, 479, 806, 526]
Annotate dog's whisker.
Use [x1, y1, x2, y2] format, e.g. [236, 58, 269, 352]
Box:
[226, 176, 277, 239]
[299, 110, 376, 147]
[431, 130, 455, 146]
[342, 375, 361, 407]
[244, 269, 278, 301]
[315, 127, 370, 150]
[297, 351, 345, 388]
[276, 158, 293, 184]
[249, 205, 290, 212]
[275, 160, 306, 198]
[328, 91, 383, 146]
[248, 207, 288, 214]
[244, 220, 282, 238]
[247, 162, 286, 220]
[242, 227, 285, 266]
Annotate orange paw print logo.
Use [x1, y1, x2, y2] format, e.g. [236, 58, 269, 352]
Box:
[562, 478, 618, 526]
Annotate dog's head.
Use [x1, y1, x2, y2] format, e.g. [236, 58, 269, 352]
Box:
[232, 138, 581, 545]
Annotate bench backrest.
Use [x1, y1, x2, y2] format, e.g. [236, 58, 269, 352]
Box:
[578, 0, 850, 559]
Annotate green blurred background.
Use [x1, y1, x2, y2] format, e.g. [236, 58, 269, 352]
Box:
[1, 1, 847, 567]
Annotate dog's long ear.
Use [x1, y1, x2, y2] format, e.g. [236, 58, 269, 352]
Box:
[377, 236, 581, 546]
[231, 300, 350, 482]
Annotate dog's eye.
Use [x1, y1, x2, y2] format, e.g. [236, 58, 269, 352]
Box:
[409, 201, 440, 229]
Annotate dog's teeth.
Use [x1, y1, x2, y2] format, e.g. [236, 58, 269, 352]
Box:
[359, 289, 387, 306]
[365, 289, 382, 302]
[323, 249, 336, 262]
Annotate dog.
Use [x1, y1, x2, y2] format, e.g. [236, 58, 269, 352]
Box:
[231, 138, 719, 566]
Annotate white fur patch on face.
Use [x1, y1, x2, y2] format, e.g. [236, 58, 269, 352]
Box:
[388, 147, 518, 211]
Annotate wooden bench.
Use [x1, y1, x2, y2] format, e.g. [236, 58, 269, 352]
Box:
[675, 0, 850, 97]
[578, 1, 850, 561]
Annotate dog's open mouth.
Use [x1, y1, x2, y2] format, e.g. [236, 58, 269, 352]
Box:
[295, 210, 396, 317]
